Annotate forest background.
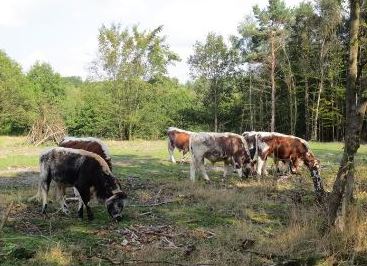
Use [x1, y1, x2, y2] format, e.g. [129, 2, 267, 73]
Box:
[1, 0, 366, 142]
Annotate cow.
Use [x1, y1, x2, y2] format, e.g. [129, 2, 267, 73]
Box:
[59, 137, 112, 170]
[189, 132, 251, 181]
[242, 131, 324, 196]
[167, 127, 192, 163]
[59, 136, 113, 203]
[33, 147, 127, 221]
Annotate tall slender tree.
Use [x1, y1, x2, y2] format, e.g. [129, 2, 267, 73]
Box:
[238, 0, 291, 132]
[188, 33, 237, 132]
[328, 0, 367, 227]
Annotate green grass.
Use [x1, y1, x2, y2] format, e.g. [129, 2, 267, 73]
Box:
[1, 136, 367, 265]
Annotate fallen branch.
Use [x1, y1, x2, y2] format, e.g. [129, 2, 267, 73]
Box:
[129, 199, 178, 207]
[35, 130, 65, 147]
[0, 201, 14, 234]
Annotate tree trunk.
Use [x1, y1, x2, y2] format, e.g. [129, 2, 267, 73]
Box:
[312, 41, 326, 141]
[328, 0, 367, 227]
[270, 31, 276, 132]
[282, 43, 297, 135]
[305, 78, 310, 140]
[250, 73, 254, 130]
[213, 82, 218, 132]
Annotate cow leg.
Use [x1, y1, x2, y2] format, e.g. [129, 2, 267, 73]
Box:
[40, 179, 51, 214]
[56, 183, 70, 215]
[73, 188, 84, 219]
[75, 186, 93, 220]
[168, 140, 176, 163]
[180, 150, 189, 164]
[232, 157, 243, 179]
[256, 158, 265, 177]
[274, 158, 280, 174]
[290, 158, 300, 174]
[196, 157, 209, 181]
[190, 156, 197, 182]
[262, 158, 268, 176]
[223, 161, 230, 180]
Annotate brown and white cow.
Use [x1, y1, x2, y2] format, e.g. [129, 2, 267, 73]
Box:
[59, 136, 113, 205]
[189, 132, 251, 181]
[243, 131, 324, 195]
[33, 147, 127, 221]
[167, 127, 192, 163]
[59, 137, 112, 170]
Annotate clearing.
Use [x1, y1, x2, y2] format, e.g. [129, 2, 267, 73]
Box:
[0, 136, 367, 265]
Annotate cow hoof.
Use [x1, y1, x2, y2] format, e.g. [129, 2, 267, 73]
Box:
[62, 208, 70, 215]
[87, 213, 94, 221]
[114, 216, 122, 222]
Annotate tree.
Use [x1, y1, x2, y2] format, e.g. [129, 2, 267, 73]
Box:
[26, 62, 66, 144]
[91, 23, 179, 139]
[238, 0, 291, 132]
[328, 0, 367, 228]
[0, 50, 35, 134]
[188, 33, 237, 132]
[311, 0, 342, 140]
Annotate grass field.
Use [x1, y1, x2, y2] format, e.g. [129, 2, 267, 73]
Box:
[1, 136, 367, 265]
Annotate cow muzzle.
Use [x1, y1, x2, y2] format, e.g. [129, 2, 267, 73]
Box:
[106, 192, 127, 221]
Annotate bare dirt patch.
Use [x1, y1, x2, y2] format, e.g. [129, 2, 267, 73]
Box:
[0, 169, 39, 187]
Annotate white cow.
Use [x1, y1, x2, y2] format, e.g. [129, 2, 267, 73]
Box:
[189, 132, 251, 181]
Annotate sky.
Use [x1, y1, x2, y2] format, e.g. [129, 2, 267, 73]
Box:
[0, 0, 303, 83]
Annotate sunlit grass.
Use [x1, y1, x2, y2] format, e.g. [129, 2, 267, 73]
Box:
[1, 136, 367, 265]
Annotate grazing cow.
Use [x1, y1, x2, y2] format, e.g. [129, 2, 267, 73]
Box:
[243, 131, 324, 195]
[167, 127, 192, 163]
[59, 137, 112, 170]
[189, 132, 251, 181]
[35, 147, 127, 221]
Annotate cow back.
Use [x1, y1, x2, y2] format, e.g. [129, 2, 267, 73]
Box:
[59, 137, 112, 170]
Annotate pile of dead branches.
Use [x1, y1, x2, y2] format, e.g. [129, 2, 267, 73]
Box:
[116, 224, 182, 251]
[27, 106, 66, 146]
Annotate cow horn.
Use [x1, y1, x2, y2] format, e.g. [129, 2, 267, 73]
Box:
[112, 189, 122, 194]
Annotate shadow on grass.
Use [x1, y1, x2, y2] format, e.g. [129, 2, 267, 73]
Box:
[112, 153, 191, 181]
[0, 152, 335, 265]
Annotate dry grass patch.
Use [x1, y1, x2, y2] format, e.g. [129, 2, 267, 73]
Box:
[34, 243, 72, 266]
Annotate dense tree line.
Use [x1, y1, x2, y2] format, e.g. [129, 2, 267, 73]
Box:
[0, 0, 365, 141]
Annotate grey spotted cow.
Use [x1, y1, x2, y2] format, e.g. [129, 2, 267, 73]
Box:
[33, 147, 127, 221]
[189, 132, 251, 181]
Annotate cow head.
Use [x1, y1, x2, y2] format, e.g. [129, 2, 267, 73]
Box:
[106, 191, 127, 221]
[233, 146, 252, 179]
[305, 152, 320, 175]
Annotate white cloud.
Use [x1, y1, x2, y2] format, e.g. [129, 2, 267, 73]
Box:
[0, 0, 44, 26]
[20, 50, 48, 72]
[0, 0, 304, 82]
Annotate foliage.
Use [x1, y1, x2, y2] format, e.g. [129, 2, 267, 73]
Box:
[188, 33, 238, 131]
[0, 1, 366, 141]
[90, 24, 180, 139]
[0, 50, 36, 134]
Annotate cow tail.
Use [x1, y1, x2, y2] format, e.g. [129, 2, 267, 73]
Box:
[253, 134, 259, 162]
[28, 159, 48, 202]
[189, 134, 196, 162]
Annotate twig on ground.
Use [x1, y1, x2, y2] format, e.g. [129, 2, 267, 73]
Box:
[160, 236, 178, 249]
[155, 189, 162, 204]
[0, 201, 14, 233]
[94, 256, 189, 265]
[139, 211, 152, 216]
[129, 199, 178, 207]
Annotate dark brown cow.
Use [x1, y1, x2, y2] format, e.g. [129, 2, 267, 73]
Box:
[33, 147, 127, 221]
[167, 127, 192, 163]
[189, 132, 251, 181]
[243, 131, 324, 195]
[59, 137, 112, 170]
